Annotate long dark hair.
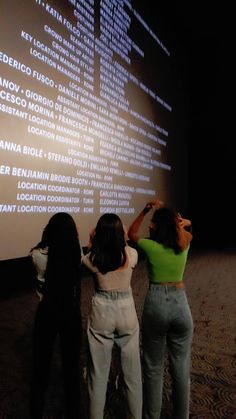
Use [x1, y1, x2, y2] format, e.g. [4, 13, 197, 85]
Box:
[150, 207, 182, 254]
[89, 213, 126, 274]
[33, 212, 81, 299]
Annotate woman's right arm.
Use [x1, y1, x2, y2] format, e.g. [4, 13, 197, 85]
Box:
[82, 251, 96, 271]
[86, 228, 95, 251]
[128, 200, 162, 242]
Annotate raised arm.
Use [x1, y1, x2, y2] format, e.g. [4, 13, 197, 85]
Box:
[88, 228, 96, 249]
[178, 215, 192, 232]
[128, 200, 163, 242]
[177, 214, 193, 249]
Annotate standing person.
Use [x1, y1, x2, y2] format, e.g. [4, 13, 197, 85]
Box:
[82, 213, 142, 419]
[30, 212, 82, 419]
[128, 201, 193, 419]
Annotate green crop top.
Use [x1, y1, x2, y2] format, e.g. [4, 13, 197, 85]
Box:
[137, 238, 189, 283]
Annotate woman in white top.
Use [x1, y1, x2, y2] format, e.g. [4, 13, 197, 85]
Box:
[82, 213, 142, 419]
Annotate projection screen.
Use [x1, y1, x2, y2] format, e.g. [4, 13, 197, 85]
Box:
[0, 0, 189, 260]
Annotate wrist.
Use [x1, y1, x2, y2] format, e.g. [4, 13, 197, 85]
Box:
[142, 207, 150, 215]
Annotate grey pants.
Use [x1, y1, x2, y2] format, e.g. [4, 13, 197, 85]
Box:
[87, 288, 142, 419]
[142, 284, 193, 419]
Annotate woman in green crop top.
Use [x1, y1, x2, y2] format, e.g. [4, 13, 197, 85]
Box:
[128, 201, 193, 419]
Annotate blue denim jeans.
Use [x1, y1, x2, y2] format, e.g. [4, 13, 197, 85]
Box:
[142, 284, 193, 419]
[87, 288, 142, 419]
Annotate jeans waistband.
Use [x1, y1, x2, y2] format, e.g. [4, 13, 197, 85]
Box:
[149, 283, 185, 293]
[95, 287, 132, 300]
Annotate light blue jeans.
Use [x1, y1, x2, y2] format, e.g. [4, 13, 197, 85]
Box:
[142, 284, 193, 419]
[87, 288, 142, 419]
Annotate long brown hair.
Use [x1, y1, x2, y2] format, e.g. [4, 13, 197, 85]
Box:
[89, 213, 126, 274]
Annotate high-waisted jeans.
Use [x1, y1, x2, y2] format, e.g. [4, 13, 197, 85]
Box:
[87, 288, 142, 419]
[142, 284, 193, 419]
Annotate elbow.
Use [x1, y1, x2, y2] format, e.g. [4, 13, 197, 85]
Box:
[128, 232, 138, 243]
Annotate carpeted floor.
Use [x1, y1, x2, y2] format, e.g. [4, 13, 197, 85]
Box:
[0, 248, 236, 418]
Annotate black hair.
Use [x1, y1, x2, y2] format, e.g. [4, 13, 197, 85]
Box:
[32, 212, 81, 301]
[150, 207, 182, 254]
[89, 213, 126, 274]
